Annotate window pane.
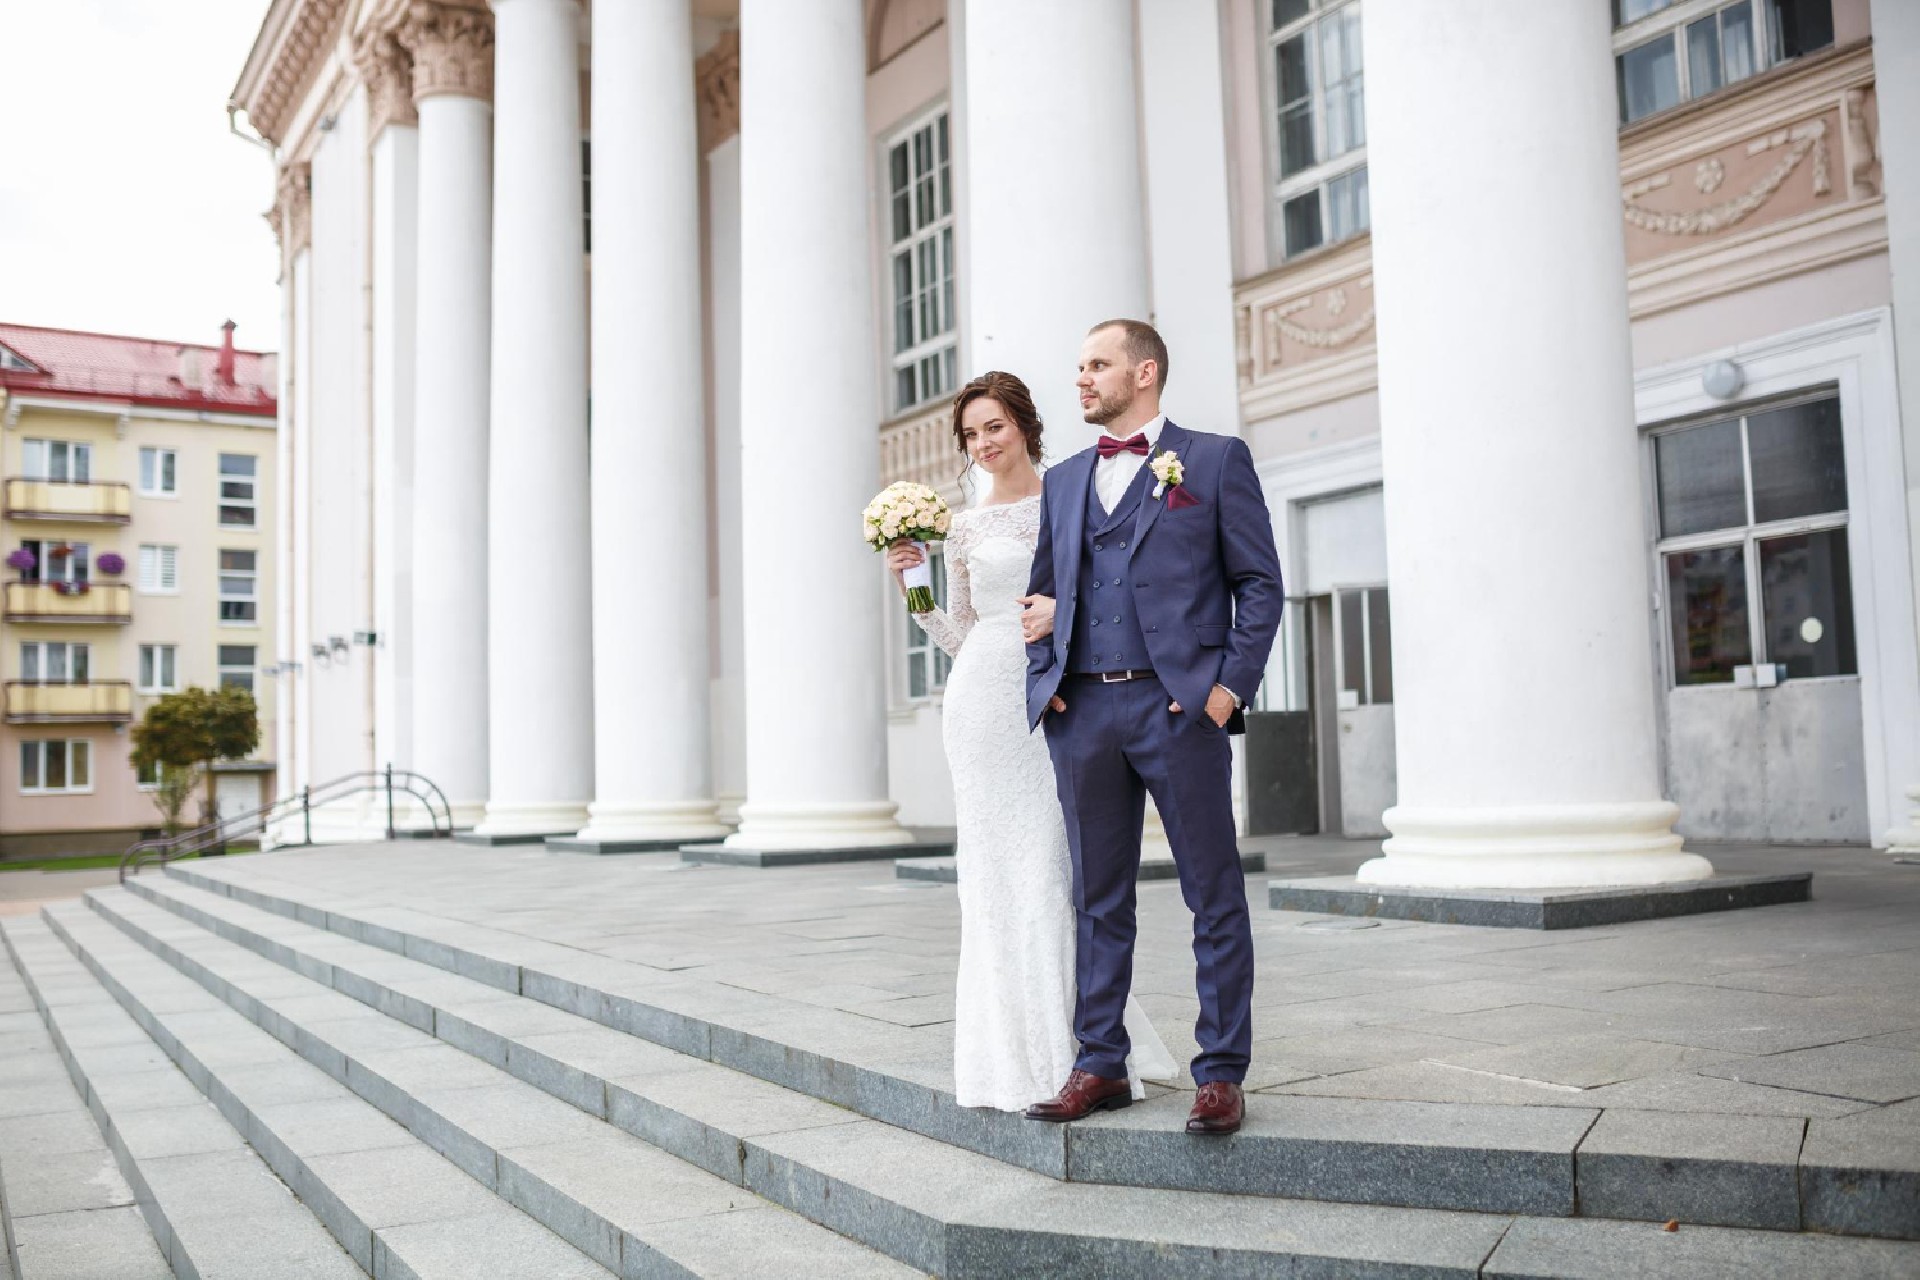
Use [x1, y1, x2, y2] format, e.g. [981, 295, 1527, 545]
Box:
[889, 142, 908, 199]
[893, 254, 913, 353]
[45, 742, 66, 790]
[1282, 189, 1323, 258]
[1666, 545, 1752, 684]
[1618, 37, 1681, 123]
[1721, 1, 1756, 83]
[1327, 165, 1369, 242]
[1338, 589, 1365, 701]
[1617, 0, 1677, 22]
[1656, 418, 1746, 537]
[140, 448, 157, 492]
[221, 550, 256, 572]
[220, 454, 256, 477]
[891, 193, 911, 245]
[1276, 36, 1313, 176]
[1760, 528, 1855, 678]
[1273, 0, 1309, 27]
[219, 645, 255, 666]
[220, 505, 254, 527]
[895, 368, 916, 413]
[22, 644, 39, 681]
[162, 647, 175, 687]
[141, 645, 155, 689]
[1367, 588, 1393, 705]
[161, 451, 175, 492]
[908, 652, 927, 700]
[70, 741, 89, 788]
[1769, 0, 1834, 60]
[1687, 16, 1724, 98]
[20, 742, 39, 790]
[1749, 397, 1845, 523]
[71, 646, 87, 682]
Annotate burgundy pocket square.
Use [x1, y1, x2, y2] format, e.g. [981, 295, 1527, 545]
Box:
[1165, 485, 1201, 510]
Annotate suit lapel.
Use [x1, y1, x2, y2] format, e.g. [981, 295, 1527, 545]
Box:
[1052, 450, 1093, 644]
[1129, 420, 1188, 562]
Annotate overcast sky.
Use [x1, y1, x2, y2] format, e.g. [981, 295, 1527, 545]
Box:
[0, 0, 281, 351]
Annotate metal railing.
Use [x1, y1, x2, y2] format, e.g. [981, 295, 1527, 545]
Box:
[119, 765, 453, 883]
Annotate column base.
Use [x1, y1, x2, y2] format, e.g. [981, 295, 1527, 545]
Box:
[1884, 785, 1920, 861]
[571, 800, 731, 845]
[470, 800, 589, 841]
[722, 800, 912, 852]
[1359, 801, 1712, 890]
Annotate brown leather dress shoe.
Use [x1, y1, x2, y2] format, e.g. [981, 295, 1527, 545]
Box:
[1186, 1082, 1244, 1135]
[1025, 1069, 1131, 1122]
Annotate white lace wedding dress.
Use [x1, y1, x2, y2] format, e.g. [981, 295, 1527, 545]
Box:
[915, 495, 1176, 1111]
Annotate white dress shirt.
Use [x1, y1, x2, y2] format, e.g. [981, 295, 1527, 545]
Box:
[1093, 413, 1164, 515]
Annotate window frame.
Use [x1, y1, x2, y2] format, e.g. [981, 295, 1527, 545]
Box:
[218, 644, 257, 692]
[16, 539, 91, 585]
[138, 544, 180, 595]
[881, 103, 958, 418]
[20, 641, 91, 685]
[19, 739, 93, 796]
[1331, 583, 1392, 707]
[218, 549, 258, 624]
[20, 438, 92, 483]
[1613, 0, 1825, 126]
[217, 453, 258, 529]
[900, 544, 953, 703]
[139, 446, 179, 497]
[1649, 389, 1854, 687]
[138, 643, 179, 694]
[1265, 0, 1370, 261]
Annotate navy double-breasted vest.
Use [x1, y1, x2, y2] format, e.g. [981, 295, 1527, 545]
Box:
[1065, 459, 1155, 675]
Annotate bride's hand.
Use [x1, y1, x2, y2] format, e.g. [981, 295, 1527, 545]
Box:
[884, 540, 924, 597]
[1017, 594, 1055, 642]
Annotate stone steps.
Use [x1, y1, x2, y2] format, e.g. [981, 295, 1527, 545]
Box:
[1, 914, 364, 1279]
[151, 861, 1919, 1242]
[96, 875, 1920, 1276]
[0, 930, 171, 1280]
[51, 892, 911, 1280]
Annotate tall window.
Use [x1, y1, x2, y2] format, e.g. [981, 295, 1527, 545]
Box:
[20, 740, 91, 794]
[139, 544, 179, 594]
[218, 454, 257, 528]
[1270, 0, 1368, 260]
[902, 547, 953, 700]
[20, 642, 90, 684]
[139, 644, 178, 693]
[139, 446, 178, 496]
[1615, 0, 1833, 125]
[219, 550, 257, 623]
[218, 645, 257, 693]
[1654, 392, 1854, 686]
[14, 539, 90, 584]
[886, 109, 957, 416]
[21, 439, 91, 483]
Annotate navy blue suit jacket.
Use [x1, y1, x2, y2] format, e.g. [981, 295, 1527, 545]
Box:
[1024, 420, 1285, 730]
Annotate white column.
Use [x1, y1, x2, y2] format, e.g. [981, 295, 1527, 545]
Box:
[706, 135, 747, 826]
[726, 0, 910, 851]
[962, 0, 1150, 455]
[573, 0, 726, 843]
[475, 0, 592, 837]
[1137, 0, 1242, 437]
[1871, 0, 1920, 856]
[1359, 0, 1710, 889]
[403, 3, 494, 828]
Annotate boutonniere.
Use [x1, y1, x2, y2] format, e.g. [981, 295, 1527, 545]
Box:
[1149, 449, 1183, 500]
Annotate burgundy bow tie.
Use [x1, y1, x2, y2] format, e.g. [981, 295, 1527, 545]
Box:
[1096, 433, 1150, 459]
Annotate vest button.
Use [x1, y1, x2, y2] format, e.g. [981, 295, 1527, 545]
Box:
[1113, 616, 1121, 624]
[1092, 581, 1101, 590]
[1119, 541, 1128, 549]
[1091, 619, 1100, 627]
[1112, 578, 1122, 586]
[1094, 543, 1104, 552]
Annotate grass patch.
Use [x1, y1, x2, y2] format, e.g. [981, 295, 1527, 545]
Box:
[0, 845, 262, 874]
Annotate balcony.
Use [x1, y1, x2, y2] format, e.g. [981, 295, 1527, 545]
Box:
[2, 680, 134, 725]
[2, 580, 132, 624]
[3, 477, 133, 524]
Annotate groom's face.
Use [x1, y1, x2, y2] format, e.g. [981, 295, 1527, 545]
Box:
[1077, 327, 1141, 428]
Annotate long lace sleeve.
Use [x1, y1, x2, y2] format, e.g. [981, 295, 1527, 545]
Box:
[912, 522, 976, 658]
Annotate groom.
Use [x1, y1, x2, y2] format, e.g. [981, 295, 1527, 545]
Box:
[1022, 319, 1283, 1136]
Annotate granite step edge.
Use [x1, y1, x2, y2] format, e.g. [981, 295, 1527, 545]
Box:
[1, 914, 365, 1280]
[70, 888, 1560, 1280]
[130, 871, 1918, 1239]
[74, 888, 916, 1280]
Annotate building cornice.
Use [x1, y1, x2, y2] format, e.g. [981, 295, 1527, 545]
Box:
[231, 0, 353, 147]
[354, 22, 418, 137]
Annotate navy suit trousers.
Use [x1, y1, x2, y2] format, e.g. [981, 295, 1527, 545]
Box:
[1043, 675, 1254, 1084]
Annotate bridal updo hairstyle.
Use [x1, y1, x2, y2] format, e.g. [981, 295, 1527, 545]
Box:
[950, 371, 1044, 486]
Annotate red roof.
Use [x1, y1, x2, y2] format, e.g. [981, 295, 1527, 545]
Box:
[0, 322, 278, 418]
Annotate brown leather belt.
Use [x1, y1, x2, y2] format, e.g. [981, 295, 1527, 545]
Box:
[1069, 669, 1156, 684]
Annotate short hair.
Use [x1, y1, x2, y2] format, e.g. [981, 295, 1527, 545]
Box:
[1088, 318, 1169, 390]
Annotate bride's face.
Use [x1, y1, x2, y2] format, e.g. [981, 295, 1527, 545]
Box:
[960, 397, 1030, 479]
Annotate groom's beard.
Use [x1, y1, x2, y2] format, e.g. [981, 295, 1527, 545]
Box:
[1083, 385, 1135, 427]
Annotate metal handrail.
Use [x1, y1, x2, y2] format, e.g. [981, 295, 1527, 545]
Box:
[118, 765, 453, 883]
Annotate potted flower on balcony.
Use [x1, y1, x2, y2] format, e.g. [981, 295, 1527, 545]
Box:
[4, 548, 33, 575]
[49, 543, 72, 560]
[96, 552, 125, 576]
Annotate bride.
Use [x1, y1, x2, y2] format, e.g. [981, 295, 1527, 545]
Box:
[888, 370, 1175, 1112]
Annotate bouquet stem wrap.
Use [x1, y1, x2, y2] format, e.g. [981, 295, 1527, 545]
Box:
[900, 540, 935, 614]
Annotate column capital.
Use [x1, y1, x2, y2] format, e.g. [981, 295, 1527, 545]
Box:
[267, 160, 312, 256]
[696, 29, 739, 152]
[354, 25, 418, 137]
[400, 1, 495, 104]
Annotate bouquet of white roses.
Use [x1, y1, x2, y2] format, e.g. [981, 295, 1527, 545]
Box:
[863, 481, 952, 614]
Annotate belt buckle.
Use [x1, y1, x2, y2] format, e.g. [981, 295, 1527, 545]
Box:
[1100, 670, 1130, 683]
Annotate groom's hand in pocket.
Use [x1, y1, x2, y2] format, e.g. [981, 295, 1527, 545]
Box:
[1169, 685, 1237, 728]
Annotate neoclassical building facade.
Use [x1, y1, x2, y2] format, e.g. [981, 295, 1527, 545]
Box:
[234, 0, 1920, 881]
